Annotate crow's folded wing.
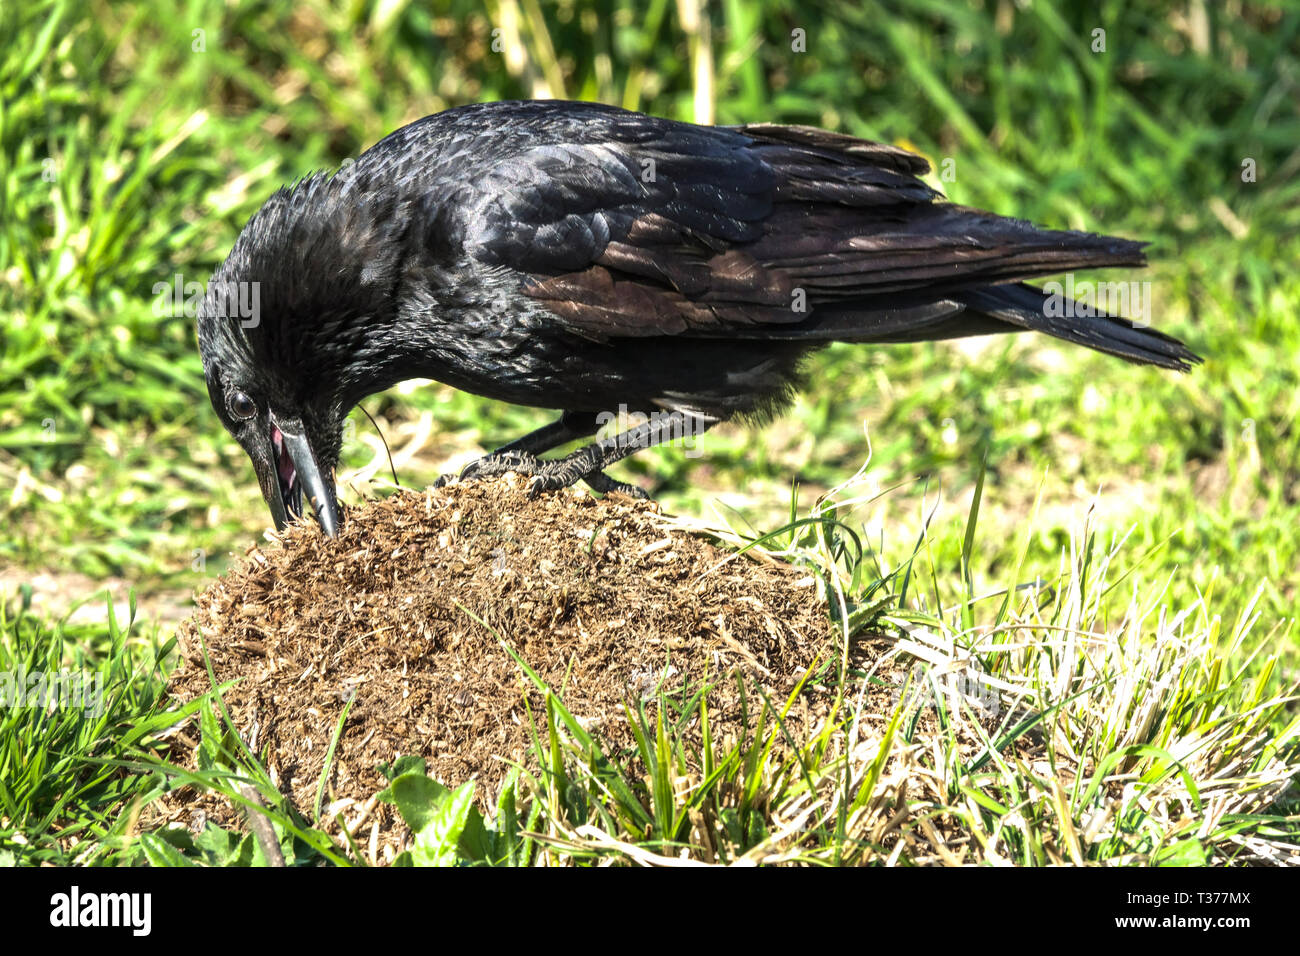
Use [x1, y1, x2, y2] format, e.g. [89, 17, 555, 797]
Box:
[452, 112, 1145, 342]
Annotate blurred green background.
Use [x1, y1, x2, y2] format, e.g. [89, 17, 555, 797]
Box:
[1, 0, 1297, 650]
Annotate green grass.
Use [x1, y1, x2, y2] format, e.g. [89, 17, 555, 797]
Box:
[0, 0, 1297, 864]
[0, 593, 174, 864]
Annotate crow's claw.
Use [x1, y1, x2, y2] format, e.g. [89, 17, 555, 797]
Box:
[525, 472, 572, 499]
[582, 471, 650, 499]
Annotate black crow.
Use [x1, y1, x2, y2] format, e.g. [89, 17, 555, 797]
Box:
[197, 100, 1200, 537]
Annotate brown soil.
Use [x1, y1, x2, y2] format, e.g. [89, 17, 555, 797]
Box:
[161, 475, 905, 860]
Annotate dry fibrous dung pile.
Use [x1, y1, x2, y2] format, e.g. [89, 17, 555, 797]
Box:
[166, 476, 862, 842]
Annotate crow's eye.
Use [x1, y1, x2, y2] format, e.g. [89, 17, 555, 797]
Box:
[229, 391, 257, 420]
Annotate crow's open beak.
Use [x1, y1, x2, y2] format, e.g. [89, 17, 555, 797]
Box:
[253, 413, 341, 537]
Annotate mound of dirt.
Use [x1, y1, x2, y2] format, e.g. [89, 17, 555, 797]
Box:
[163, 476, 898, 859]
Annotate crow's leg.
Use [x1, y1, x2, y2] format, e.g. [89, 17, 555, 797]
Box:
[488, 411, 600, 457]
[522, 410, 714, 499]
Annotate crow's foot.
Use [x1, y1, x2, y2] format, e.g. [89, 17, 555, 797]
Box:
[432, 451, 541, 490]
[460, 450, 542, 481]
[524, 461, 649, 500]
[435, 450, 648, 501]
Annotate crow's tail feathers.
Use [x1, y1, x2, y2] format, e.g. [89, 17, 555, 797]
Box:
[958, 282, 1202, 371]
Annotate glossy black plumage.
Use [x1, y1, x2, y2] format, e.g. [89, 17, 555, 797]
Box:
[197, 100, 1200, 534]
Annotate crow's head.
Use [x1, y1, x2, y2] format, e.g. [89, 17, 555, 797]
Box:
[197, 169, 407, 537]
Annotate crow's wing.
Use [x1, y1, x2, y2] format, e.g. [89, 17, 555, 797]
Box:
[441, 111, 964, 337]
[435, 104, 1195, 368]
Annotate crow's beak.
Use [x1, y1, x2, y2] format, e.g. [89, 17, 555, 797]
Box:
[253, 413, 341, 537]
